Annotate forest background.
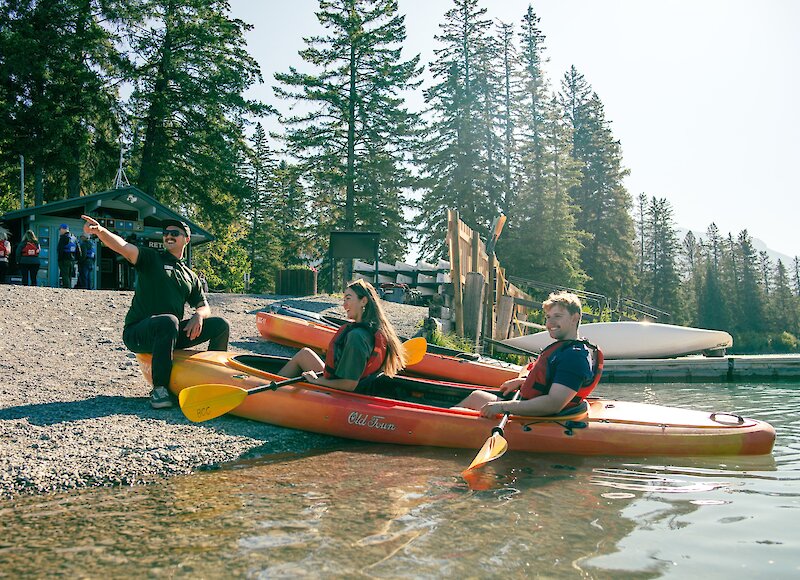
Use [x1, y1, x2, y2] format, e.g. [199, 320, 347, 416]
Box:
[1, 0, 799, 353]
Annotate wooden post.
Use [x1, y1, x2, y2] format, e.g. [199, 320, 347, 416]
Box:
[495, 294, 515, 340]
[483, 253, 495, 345]
[471, 230, 480, 273]
[447, 210, 464, 337]
[463, 272, 485, 347]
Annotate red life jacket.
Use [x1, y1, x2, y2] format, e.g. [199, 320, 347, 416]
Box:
[0, 241, 8, 257]
[519, 339, 604, 408]
[21, 241, 40, 257]
[323, 322, 388, 380]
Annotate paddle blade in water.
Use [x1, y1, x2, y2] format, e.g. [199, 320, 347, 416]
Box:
[178, 384, 247, 423]
[463, 432, 509, 472]
[402, 337, 427, 366]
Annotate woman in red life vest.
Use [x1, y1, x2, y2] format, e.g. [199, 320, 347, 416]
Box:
[456, 291, 603, 417]
[278, 279, 405, 392]
[15, 230, 42, 286]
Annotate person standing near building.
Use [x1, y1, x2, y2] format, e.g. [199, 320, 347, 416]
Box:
[16, 229, 41, 286]
[76, 233, 96, 289]
[81, 214, 230, 409]
[0, 231, 10, 283]
[56, 224, 80, 288]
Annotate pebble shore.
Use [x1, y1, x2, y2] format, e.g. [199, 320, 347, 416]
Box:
[0, 285, 427, 499]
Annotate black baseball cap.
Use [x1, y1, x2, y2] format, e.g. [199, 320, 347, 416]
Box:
[161, 219, 191, 237]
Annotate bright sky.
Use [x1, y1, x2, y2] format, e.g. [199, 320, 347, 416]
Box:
[231, 0, 799, 261]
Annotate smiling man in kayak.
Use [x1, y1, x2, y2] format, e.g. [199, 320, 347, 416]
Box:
[456, 291, 603, 417]
[81, 214, 230, 409]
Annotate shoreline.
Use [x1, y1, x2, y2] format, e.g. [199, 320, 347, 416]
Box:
[0, 285, 427, 499]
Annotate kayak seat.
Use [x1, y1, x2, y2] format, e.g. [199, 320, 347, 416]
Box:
[555, 400, 589, 417]
[355, 372, 384, 394]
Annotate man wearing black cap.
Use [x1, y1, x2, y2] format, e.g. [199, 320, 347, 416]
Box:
[80, 214, 230, 409]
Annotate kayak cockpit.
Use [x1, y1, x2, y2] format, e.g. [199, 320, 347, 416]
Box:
[230, 353, 490, 408]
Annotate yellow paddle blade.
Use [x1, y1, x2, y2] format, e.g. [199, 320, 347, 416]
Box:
[402, 337, 427, 366]
[178, 383, 247, 423]
[463, 432, 509, 472]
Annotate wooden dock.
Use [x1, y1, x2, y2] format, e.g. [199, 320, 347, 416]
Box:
[601, 354, 800, 383]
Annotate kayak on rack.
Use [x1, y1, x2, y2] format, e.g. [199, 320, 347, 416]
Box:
[255, 310, 523, 387]
[502, 321, 733, 360]
[135, 350, 776, 457]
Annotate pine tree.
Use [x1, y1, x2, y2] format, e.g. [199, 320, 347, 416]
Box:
[0, 0, 123, 203]
[415, 0, 496, 258]
[499, 5, 584, 287]
[125, 0, 266, 223]
[770, 259, 798, 337]
[681, 230, 700, 323]
[734, 230, 765, 334]
[644, 196, 683, 318]
[242, 123, 282, 293]
[560, 67, 635, 299]
[274, 0, 422, 260]
[274, 161, 311, 267]
[794, 256, 800, 296]
[496, 20, 518, 214]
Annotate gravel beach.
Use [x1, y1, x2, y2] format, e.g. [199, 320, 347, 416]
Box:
[0, 285, 427, 499]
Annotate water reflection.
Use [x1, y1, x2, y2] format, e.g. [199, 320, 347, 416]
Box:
[0, 381, 798, 578]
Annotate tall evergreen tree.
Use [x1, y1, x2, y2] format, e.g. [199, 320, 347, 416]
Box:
[415, 0, 495, 258]
[124, 0, 266, 223]
[794, 256, 800, 296]
[496, 20, 518, 214]
[274, 0, 422, 260]
[644, 196, 683, 318]
[770, 259, 798, 337]
[560, 67, 635, 298]
[697, 259, 729, 331]
[499, 5, 584, 287]
[735, 229, 765, 333]
[242, 123, 282, 293]
[0, 0, 123, 203]
[273, 160, 312, 266]
[681, 230, 700, 323]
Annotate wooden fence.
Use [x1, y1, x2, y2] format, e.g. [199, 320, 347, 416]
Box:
[446, 209, 532, 346]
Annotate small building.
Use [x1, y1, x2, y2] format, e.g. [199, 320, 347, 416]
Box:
[0, 186, 213, 289]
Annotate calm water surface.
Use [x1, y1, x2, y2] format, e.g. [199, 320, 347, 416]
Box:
[1, 381, 798, 578]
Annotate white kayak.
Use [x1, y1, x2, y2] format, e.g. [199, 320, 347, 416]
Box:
[501, 321, 733, 360]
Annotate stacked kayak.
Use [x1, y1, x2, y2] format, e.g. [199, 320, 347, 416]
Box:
[502, 321, 733, 359]
[256, 311, 522, 387]
[136, 350, 776, 456]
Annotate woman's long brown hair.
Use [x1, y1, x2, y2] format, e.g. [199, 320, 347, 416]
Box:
[346, 279, 405, 377]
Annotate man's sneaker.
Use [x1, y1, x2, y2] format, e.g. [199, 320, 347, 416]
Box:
[150, 386, 173, 409]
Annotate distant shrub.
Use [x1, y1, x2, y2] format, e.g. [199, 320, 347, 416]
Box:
[428, 330, 475, 353]
[770, 332, 799, 353]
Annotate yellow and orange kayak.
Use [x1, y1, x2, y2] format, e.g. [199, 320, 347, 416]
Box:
[255, 311, 523, 387]
[136, 350, 775, 457]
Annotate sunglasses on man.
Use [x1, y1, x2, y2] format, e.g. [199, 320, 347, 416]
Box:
[163, 229, 184, 238]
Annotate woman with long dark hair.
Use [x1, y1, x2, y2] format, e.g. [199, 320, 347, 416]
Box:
[15, 230, 41, 286]
[278, 279, 405, 392]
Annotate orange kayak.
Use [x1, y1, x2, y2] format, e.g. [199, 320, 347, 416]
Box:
[136, 350, 775, 456]
[255, 311, 523, 387]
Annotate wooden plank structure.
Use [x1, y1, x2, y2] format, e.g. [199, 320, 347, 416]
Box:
[601, 355, 800, 383]
[446, 209, 532, 344]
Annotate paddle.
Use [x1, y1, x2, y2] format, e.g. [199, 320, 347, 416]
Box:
[178, 337, 428, 423]
[463, 391, 521, 473]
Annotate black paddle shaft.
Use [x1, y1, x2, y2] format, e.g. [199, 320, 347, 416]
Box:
[491, 391, 522, 436]
[247, 375, 307, 396]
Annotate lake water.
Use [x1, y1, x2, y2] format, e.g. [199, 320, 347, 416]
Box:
[1, 381, 798, 578]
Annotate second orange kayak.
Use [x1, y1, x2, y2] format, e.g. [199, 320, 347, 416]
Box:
[255, 311, 523, 387]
